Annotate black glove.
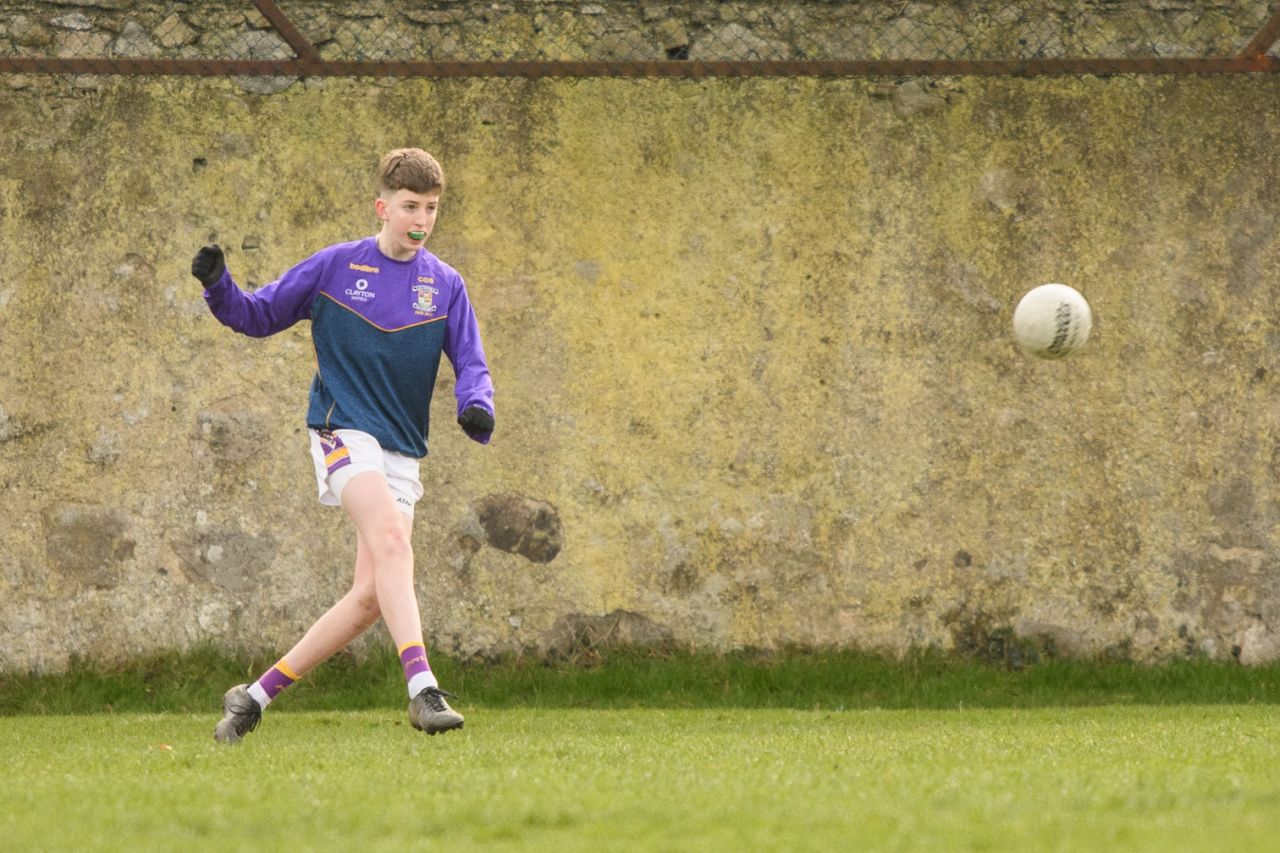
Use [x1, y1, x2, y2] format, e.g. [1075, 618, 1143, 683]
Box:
[458, 406, 494, 438]
[191, 244, 226, 287]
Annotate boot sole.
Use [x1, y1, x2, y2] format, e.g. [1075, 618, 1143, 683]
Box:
[411, 718, 465, 736]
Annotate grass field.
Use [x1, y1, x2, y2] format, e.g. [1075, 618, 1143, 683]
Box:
[4, 650, 1280, 851]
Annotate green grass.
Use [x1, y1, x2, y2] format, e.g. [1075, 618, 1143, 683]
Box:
[6, 651, 1280, 849]
[3, 705, 1280, 851]
[5, 645, 1280, 714]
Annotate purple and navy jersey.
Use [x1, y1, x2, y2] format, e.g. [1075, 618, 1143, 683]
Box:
[203, 237, 494, 458]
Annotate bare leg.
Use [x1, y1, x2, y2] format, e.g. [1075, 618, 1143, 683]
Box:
[277, 529, 383, 676]
[216, 475, 420, 741]
[333, 470, 424, 651]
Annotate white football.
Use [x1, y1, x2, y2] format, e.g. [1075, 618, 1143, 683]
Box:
[1011, 284, 1092, 359]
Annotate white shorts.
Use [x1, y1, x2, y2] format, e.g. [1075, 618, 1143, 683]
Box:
[308, 428, 423, 518]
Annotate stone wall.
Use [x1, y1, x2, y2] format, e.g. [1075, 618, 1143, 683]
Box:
[1, 0, 1272, 71]
[2, 2, 1280, 671]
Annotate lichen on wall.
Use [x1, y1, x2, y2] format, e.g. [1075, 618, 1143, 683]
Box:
[1, 67, 1279, 671]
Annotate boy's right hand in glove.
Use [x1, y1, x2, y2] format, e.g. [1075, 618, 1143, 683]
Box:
[191, 244, 226, 287]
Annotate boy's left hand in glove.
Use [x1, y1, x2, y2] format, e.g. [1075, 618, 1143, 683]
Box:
[458, 406, 494, 439]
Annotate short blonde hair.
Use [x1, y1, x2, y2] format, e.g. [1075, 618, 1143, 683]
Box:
[378, 148, 444, 195]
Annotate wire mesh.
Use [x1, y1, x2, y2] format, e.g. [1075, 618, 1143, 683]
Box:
[0, 1, 1277, 78]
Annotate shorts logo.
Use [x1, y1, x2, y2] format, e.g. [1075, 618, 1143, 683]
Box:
[412, 283, 439, 315]
[345, 278, 376, 301]
[318, 430, 352, 475]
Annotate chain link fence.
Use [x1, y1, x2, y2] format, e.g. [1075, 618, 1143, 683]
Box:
[1, 1, 1278, 80]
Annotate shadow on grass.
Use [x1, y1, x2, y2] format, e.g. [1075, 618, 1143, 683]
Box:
[4, 645, 1280, 715]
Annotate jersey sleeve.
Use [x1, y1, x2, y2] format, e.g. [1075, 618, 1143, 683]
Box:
[203, 249, 329, 338]
[442, 274, 495, 444]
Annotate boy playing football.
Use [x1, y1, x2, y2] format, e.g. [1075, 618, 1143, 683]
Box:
[192, 148, 494, 742]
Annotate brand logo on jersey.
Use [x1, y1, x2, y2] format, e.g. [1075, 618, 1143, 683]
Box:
[349, 262, 380, 274]
[412, 283, 439, 315]
[345, 278, 376, 301]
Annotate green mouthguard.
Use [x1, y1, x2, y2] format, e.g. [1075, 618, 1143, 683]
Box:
[408, 231, 426, 240]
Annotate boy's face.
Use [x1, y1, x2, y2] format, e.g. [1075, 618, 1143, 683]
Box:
[376, 187, 441, 257]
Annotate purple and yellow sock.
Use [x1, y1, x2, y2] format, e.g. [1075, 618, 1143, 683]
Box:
[400, 641, 438, 697]
[246, 658, 300, 709]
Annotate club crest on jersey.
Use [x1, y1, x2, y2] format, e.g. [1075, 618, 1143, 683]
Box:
[412, 283, 439, 315]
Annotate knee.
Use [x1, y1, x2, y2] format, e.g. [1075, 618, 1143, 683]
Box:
[369, 523, 413, 565]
